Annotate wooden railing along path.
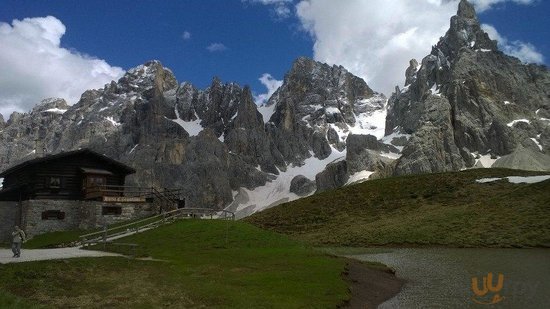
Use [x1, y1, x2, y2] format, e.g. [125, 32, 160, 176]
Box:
[79, 207, 235, 249]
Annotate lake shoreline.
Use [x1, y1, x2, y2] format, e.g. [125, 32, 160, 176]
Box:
[348, 247, 550, 307]
[341, 258, 404, 309]
[330, 243, 550, 249]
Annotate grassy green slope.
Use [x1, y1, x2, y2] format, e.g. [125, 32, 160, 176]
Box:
[246, 169, 550, 247]
[0, 291, 42, 309]
[0, 220, 348, 308]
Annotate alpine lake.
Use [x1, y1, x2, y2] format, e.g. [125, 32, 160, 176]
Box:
[347, 248, 550, 308]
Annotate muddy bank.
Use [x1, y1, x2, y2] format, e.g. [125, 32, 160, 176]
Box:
[342, 259, 404, 309]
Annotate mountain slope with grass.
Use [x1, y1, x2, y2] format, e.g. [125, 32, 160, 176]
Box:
[246, 169, 550, 247]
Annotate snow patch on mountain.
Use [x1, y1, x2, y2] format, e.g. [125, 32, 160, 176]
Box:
[105, 116, 121, 127]
[473, 153, 500, 168]
[507, 119, 530, 127]
[476, 175, 550, 184]
[381, 132, 411, 151]
[350, 107, 387, 139]
[346, 170, 374, 185]
[257, 103, 276, 124]
[44, 108, 67, 114]
[530, 138, 543, 151]
[379, 152, 402, 160]
[172, 106, 204, 137]
[231, 147, 346, 218]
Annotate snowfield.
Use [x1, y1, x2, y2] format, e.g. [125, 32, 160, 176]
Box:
[476, 175, 550, 184]
[231, 147, 346, 218]
[172, 106, 204, 137]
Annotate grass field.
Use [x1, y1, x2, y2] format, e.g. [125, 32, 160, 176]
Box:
[0, 220, 349, 308]
[246, 168, 550, 247]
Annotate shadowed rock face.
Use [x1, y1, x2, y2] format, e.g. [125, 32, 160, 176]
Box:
[386, 0, 550, 174]
[290, 175, 316, 196]
[266, 57, 386, 164]
[0, 57, 388, 209]
[224, 87, 285, 174]
[315, 160, 348, 193]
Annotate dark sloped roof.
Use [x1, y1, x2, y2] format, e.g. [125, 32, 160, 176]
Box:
[80, 168, 114, 175]
[0, 149, 136, 177]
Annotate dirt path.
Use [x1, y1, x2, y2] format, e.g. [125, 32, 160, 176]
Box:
[343, 259, 404, 309]
[0, 247, 121, 264]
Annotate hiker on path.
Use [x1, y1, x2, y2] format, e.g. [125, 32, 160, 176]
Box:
[11, 226, 26, 258]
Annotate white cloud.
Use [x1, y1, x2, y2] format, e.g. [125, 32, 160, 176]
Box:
[254, 73, 283, 104]
[482, 24, 544, 64]
[182, 31, 191, 40]
[242, 0, 294, 18]
[295, 0, 542, 96]
[206, 42, 228, 52]
[296, 0, 456, 95]
[470, 0, 538, 12]
[0, 16, 124, 118]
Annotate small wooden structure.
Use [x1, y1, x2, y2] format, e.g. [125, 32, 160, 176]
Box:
[0, 149, 136, 201]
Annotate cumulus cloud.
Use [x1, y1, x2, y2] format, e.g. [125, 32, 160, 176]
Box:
[0, 16, 124, 118]
[295, 0, 542, 96]
[296, 0, 456, 95]
[482, 24, 544, 64]
[206, 42, 228, 52]
[182, 31, 191, 40]
[242, 0, 294, 18]
[254, 73, 283, 104]
[470, 0, 538, 12]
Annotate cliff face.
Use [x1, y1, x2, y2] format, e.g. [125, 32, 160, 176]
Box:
[0, 58, 389, 213]
[385, 0, 550, 174]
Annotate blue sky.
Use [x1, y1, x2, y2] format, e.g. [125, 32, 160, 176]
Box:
[0, 0, 548, 118]
[2, 0, 311, 88]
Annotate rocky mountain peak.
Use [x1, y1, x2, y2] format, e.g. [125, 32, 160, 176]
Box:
[441, 0, 497, 58]
[457, 0, 476, 19]
[385, 0, 550, 175]
[283, 57, 375, 100]
[210, 76, 223, 87]
[118, 60, 178, 96]
[265, 57, 387, 165]
[7, 112, 23, 126]
[234, 87, 263, 129]
[31, 98, 69, 114]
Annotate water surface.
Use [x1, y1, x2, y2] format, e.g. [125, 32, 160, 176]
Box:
[350, 248, 549, 308]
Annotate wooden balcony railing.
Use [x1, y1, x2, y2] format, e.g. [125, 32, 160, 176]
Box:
[84, 185, 184, 203]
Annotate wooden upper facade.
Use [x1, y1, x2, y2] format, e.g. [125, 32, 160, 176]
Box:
[0, 149, 135, 201]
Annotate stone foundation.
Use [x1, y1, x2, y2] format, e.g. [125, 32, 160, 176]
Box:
[0, 200, 154, 241]
[0, 201, 19, 243]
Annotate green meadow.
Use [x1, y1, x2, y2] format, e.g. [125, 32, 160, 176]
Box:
[0, 220, 348, 308]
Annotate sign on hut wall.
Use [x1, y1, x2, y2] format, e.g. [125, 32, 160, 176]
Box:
[102, 196, 146, 203]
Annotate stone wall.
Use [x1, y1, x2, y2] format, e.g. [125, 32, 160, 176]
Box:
[20, 200, 154, 238]
[0, 201, 19, 243]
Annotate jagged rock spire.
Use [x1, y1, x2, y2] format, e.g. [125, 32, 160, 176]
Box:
[443, 0, 497, 57]
[457, 0, 477, 19]
[385, 0, 550, 176]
